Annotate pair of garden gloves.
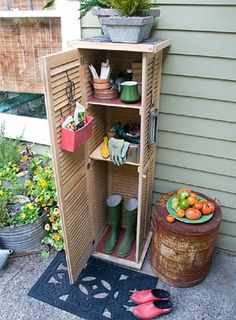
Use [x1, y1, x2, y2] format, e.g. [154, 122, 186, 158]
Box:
[108, 138, 129, 166]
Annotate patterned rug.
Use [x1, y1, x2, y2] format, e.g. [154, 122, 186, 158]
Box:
[28, 251, 158, 320]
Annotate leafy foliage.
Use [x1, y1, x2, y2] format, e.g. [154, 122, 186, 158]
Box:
[44, 0, 111, 18]
[0, 125, 22, 168]
[0, 144, 63, 255]
[42, 207, 64, 253]
[43, 0, 155, 18]
[0, 194, 8, 228]
[109, 0, 152, 16]
[80, 0, 111, 18]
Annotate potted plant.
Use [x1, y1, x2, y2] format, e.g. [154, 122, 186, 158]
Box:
[101, 0, 160, 43]
[0, 139, 55, 253]
[44, 0, 160, 43]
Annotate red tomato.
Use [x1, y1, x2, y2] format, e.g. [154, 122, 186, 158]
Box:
[201, 201, 215, 214]
[194, 202, 203, 210]
[185, 208, 202, 220]
[190, 192, 197, 198]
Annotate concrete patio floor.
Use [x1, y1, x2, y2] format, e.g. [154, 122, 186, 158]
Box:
[0, 249, 235, 320]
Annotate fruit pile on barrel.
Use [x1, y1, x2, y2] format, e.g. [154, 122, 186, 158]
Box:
[166, 188, 215, 223]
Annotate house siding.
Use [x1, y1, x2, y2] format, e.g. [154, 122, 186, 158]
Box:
[81, 0, 236, 252]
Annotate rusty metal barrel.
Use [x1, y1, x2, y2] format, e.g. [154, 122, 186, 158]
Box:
[151, 191, 222, 287]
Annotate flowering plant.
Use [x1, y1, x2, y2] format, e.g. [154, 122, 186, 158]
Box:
[0, 144, 64, 256]
[7, 202, 40, 226]
[41, 207, 64, 258]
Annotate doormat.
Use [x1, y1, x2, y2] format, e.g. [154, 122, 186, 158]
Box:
[28, 251, 158, 320]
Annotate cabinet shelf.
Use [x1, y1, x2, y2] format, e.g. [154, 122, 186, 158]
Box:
[90, 144, 140, 167]
[87, 96, 141, 110]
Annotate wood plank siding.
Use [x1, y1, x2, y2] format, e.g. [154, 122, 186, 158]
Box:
[81, 0, 236, 252]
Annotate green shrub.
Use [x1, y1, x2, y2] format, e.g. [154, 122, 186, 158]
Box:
[0, 125, 21, 168]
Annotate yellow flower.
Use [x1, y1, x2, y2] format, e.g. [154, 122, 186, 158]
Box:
[6, 167, 10, 172]
[21, 213, 26, 220]
[49, 216, 55, 223]
[45, 223, 50, 231]
[39, 180, 47, 187]
[54, 234, 60, 241]
[27, 203, 34, 210]
[41, 201, 47, 207]
[16, 147, 21, 152]
[0, 190, 3, 196]
[21, 155, 29, 162]
[35, 197, 41, 203]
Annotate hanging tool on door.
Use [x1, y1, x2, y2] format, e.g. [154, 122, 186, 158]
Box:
[61, 71, 86, 131]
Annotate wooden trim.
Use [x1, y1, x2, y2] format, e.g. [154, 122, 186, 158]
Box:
[69, 37, 171, 53]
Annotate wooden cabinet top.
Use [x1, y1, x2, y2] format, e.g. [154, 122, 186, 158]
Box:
[69, 36, 171, 53]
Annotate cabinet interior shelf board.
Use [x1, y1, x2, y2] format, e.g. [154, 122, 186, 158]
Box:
[87, 97, 141, 110]
[90, 145, 140, 167]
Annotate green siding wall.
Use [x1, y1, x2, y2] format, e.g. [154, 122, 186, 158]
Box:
[81, 0, 236, 252]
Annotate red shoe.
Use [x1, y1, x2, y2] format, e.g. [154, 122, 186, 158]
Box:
[131, 289, 170, 304]
[132, 300, 173, 319]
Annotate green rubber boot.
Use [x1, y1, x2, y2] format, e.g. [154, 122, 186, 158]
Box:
[117, 198, 138, 258]
[104, 195, 122, 254]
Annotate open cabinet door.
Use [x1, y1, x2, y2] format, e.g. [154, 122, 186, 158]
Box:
[41, 49, 94, 284]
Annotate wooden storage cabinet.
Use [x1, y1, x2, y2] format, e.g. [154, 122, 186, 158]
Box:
[42, 38, 170, 284]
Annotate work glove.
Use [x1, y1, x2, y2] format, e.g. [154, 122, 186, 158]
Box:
[108, 138, 129, 166]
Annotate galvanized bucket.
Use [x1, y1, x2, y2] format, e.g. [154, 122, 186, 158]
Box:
[0, 213, 48, 253]
[0, 249, 13, 270]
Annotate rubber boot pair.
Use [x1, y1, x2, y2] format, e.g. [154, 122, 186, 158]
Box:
[131, 289, 173, 319]
[103, 195, 138, 257]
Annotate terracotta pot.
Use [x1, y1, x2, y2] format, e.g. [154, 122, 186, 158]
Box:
[94, 88, 118, 100]
[93, 79, 110, 90]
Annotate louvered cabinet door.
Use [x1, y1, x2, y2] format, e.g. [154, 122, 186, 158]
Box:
[41, 49, 94, 284]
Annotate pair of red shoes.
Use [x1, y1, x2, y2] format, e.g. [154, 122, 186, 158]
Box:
[131, 289, 173, 319]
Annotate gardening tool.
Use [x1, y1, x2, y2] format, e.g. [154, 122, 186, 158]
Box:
[100, 136, 110, 159]
[108, 138, 129, 166]
[104, 195, 122, 254]
[0, 249, 13, 270]
[60, 71, 75, 126]
[111, 122, 140, 144]
[117, 198, 138, 257]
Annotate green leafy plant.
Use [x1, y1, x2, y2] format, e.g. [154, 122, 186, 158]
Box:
[0, 142, 63, 255]
[44, 0, 156, 18]
[0, 125, 22, 168]
[0, 190, 9, 228]
[7, 202, 40, 226]
[44, 0, 111, 18]
[109, 0, 152, 16]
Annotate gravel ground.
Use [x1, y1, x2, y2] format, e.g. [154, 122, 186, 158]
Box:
[0, 249, 235, 320]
